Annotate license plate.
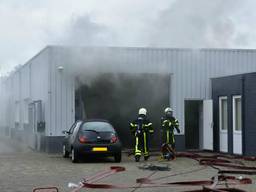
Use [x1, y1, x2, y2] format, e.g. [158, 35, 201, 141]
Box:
[92, 147, 108, 152]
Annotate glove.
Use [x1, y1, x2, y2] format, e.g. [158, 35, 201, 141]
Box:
[177, 128, 180, 134]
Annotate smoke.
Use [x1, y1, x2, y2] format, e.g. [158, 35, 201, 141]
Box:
[43, 0, 255, 85]
[58, 15, 116, 47]
[1, 0, 256, 75]
[53, 0, 254, 50]
[46, 0, 256, 143]
[0, 136, 29, 154]
[0, 0, 256, 149]
[0, 77, 10, 137]
[75, 73, 170, 147]
[144, 0, 249, 48]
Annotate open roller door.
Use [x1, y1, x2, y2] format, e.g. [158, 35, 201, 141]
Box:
[75, 73, 170, 148]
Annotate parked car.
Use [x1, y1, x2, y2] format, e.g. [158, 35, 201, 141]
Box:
[62, 119, 122, 163]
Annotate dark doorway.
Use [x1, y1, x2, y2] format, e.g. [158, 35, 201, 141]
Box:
[185, 100, 203, 149]
[75, 73, 170, 148]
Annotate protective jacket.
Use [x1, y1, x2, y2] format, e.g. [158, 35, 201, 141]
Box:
[130, 115, 153, 158]
[161, 116, 180, 147]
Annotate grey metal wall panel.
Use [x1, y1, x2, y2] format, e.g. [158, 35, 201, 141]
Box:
[212, 72, 256, 156]
[29, 49, 50, 138]
[49, 47, 75, 136]
[243, 74, 256, 156]
[2, 48, 50, 148]
[5, 47, 256, 140]
[20, 64, 30, 100]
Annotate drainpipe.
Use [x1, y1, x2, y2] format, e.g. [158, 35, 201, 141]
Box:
[241, 76, 245, 156]
[58, 66, 64, 136]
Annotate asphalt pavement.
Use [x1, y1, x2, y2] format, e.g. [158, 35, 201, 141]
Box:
[0, 137, 255, 192]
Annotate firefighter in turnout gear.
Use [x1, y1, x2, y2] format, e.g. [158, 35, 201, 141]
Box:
[161, 107, 180, 160]
[130, 108, 153, 162]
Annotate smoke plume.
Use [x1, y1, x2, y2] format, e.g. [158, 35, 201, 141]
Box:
[1, 0, 256, 148]
[56, 0, 253, 49]
[144, 0, 249, 48]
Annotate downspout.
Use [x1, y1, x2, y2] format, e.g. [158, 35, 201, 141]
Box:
[48, 48, 52, 136]
[241, 76, 245, 155]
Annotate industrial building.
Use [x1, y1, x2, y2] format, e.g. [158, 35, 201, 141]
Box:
[1, 46, 256, 155]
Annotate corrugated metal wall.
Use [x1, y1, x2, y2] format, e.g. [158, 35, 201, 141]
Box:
[4, 48, 50, 142]
[48, 47, 75, 136]
[52, 47, 256, 135]
[5, 47, 256, 138]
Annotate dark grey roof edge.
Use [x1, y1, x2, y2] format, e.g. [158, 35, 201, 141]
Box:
[211, 71, 256, 80]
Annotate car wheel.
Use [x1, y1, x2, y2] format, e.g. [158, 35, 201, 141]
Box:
[62, 145, 69, 158]
[71, 148, 79, 163]
[114, 152, 122, 163]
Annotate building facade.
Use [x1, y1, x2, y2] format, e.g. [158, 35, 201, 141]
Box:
[212, 72, 256, 156]
[1, 46, 256, 155]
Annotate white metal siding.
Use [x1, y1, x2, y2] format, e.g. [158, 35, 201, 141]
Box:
[4, 47, 256, 137]
[49, 48, 75, 136]
[52, 47, 256, 135]
[4, 48, 50, 134]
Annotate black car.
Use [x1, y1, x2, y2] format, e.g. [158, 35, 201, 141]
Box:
[62, 119, 122, 163]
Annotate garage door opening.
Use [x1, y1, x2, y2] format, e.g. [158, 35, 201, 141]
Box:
[75, 73, 170, 148]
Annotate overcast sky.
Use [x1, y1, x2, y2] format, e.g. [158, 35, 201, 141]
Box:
[0, 0, 256, 75]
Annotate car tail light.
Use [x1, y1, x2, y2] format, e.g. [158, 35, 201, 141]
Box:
[111, 135, 118, 143]
[79, 135, 88, 143]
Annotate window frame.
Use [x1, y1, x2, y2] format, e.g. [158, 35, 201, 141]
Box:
[219, 96, 228, 133]
[81, 122, 115, 133]
[69, 121, 82, 135]
[69, 122, 77, 134]
[232, 95, 242, 133]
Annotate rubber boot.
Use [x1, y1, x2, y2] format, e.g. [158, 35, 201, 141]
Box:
[135, 155, 140, 162]
[144, 155, 150, 161]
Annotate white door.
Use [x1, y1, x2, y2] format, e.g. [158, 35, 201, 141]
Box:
[233, 96, 242, 154]
[203, 100, 213, 150]
[219, 96, 228, 153]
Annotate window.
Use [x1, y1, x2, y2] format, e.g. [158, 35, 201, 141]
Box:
[233, 96, 242, 131]
[219, 97, 228, 131]
[69, 123, 76, 134]
[81, 122, 115, 132]
[74, 121, 82, 133]
[69, 121, 82, 134]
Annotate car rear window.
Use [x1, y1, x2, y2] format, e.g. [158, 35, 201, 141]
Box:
[81, 122, 115, 132]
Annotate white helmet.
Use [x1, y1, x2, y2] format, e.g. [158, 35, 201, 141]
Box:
[138, 108, 147, 115]
[164, 107, 173, 113]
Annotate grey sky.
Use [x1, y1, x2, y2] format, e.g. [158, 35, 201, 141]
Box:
[0, 0, 256, 75]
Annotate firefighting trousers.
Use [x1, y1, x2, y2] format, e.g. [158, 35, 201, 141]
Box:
[134, 132, 149, 157]
[163, 130, 175, 149]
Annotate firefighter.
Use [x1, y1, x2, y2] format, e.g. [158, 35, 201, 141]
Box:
[130, 108, 153, 162]
[161, 107, 180, 160]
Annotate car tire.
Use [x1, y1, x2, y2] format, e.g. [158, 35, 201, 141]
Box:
[71, 148, 79, 163]
[62, 145, 69, 158]
[114, 152, 122, 163]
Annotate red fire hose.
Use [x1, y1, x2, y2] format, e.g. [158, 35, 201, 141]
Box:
[73, 166, 253, 191]
[76, 152, 256, 192]
[33, 152, 256, 192]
